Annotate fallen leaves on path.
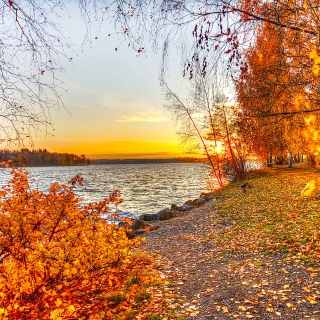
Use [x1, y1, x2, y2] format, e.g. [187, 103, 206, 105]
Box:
[139, 165, 320, 318]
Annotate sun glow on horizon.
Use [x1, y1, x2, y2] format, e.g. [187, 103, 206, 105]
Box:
[33, 138, 186, 159]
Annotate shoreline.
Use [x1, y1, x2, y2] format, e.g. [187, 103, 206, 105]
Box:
[124, 190, 219, 238]
[137, 165, 320, 319]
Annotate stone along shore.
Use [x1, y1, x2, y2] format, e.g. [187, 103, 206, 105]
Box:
[120, 192, 216, 239]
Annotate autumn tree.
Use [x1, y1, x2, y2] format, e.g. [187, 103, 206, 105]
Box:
[0, 0, 114, 144]
[235, 18, 318, 165]
[163, 67, 252, 183]
[104, 0, 320, 116]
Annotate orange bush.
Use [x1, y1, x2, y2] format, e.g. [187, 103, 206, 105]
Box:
[0, 168, 161, 319]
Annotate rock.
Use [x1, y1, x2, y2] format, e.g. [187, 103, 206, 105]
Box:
[207, 192, 215, 200]
[118, 219, 136, 229]
[184, 197, 205, 207]
[183, 199, 197, 207]
[240, 182, 254, 194]
[132, 229, 146, 236]
[200, 192, 215, 201]
[125, 219, 151, 239]
[171, 203, 181, 212]
[194, 197, 206, 206]
[180, 204, 192, 212]
[126, 229, 146, 239]
[131, 219, 151, 231]
[156, 208, 173, 220]
[139, 213, 158, 221]
[126, 231, 135, 239]
[118, 220, 130, 228]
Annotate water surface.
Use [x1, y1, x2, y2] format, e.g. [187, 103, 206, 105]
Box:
[0, 163, 214, 218]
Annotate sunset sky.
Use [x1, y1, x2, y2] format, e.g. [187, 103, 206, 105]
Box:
[32, 6, 187, 159]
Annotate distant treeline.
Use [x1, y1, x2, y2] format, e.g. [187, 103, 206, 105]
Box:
[0, 149, 90, 167]
[90, 157, 207, 165]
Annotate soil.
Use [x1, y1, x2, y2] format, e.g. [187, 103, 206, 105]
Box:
[139, 200, 320, 319]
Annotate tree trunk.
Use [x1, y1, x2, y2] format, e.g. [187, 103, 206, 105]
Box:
[288, 150, 293, 168]
[267, 146, 273, 167]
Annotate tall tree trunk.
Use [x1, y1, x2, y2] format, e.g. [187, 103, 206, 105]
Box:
[267, 145, 273, 167]
[288, 150, 293, 168]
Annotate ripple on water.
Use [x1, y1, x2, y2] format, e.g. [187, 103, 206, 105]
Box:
[0, 163, 217, 219]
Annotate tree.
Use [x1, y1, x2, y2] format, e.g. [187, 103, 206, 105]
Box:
[163, 67, 252, 183]
[109, 0, 320, 118]
[236, 21, 314, 166]
[0, 0, 78, 144]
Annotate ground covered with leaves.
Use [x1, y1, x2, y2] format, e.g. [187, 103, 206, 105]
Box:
[140, 165, 320, 319]
[0, 168, 182, 320]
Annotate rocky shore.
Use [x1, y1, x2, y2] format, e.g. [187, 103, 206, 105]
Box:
[120, 191, 216, 239]
[134, 166, 320, 319]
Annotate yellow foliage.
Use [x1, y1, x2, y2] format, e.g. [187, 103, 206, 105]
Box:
[301, 179, 318, 196]
[312, 64, 320, 75]
[309, 50, 320, 63]
[294, 95, 305, 108]
[0, 168, 162, 319]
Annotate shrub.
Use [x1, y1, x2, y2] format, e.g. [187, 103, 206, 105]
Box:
[0, 168, 162, 319]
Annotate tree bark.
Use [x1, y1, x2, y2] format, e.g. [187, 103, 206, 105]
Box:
[267, 145, 273, 167]
[288, 150, 293, 168]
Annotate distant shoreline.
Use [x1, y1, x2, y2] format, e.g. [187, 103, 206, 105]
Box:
[89, 158, 207, 165]
[8, 158, 207, 168]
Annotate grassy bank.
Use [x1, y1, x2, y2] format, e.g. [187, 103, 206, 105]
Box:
[211, 164, 320, 262]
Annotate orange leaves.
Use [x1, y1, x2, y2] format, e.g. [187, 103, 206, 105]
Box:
[294, 95, 305, 108]
[0, 168, 169, 319]
[0, 160, 12, 168]
[312, 65, 320, 75]
[302, 115, 320, 167]
[309, 49, 320, 75]
[68, 174, 83, 185]
[309, 50, 320, 63]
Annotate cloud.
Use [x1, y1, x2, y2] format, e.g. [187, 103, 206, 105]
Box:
[116, 111, 168, 123]
[63, 99, 91, 110]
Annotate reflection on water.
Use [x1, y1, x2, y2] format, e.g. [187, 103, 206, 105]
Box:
[0, 163, 215, 219]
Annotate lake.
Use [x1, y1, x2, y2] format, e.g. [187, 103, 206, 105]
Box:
[0, 163, 215, 219]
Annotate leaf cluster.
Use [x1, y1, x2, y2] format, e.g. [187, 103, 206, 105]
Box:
[0, 168, 178, 319]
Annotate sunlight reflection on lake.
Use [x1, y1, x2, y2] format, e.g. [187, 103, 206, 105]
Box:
[0, 163, 215, 218]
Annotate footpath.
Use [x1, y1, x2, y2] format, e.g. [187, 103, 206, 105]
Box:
[139, 165, 320, 319]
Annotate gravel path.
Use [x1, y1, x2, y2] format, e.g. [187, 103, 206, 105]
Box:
[139, 201, 320, 319]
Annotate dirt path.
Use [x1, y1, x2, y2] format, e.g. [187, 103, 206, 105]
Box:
[139, 201, 320, 319]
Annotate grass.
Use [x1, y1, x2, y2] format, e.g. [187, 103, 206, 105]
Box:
[211, 164, 320, 262]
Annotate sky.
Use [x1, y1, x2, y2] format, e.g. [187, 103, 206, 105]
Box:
[32, 5, 189, 159]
